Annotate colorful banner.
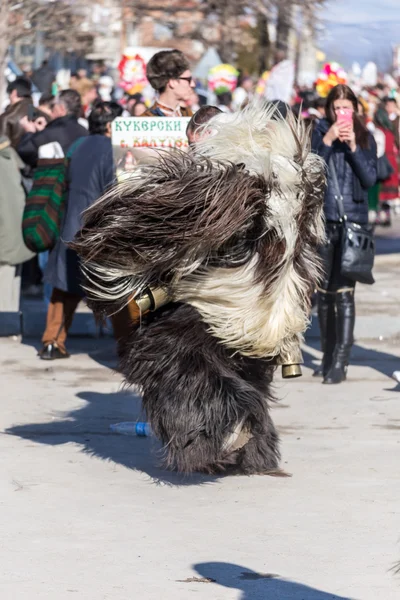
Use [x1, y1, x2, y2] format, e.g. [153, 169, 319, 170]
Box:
[316, 62, 348, 98]
[208, 64, 239, 95]
[112, 117, 191, 180]
[118, 52, 148, 95]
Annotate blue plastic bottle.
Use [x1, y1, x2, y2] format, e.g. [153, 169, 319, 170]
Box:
[110, 422, 152, 436]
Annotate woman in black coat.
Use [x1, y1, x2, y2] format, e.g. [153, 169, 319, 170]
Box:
[39, 102, 120, 359]
[312, 84, 377, 384]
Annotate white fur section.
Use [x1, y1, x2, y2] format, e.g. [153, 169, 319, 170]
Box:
[80, 262, 142, 302]
[303, 152, 327, 244]
[175, 255, 309, 358]
[174, 103, 325, 357]
[197, 103, 325, 252]
[196, 102, 306, 178]
[222, 420, 253, 453]
[81, 102, 325, 358]
[79, 261, 157, 318]
[221, 420, 245, 452]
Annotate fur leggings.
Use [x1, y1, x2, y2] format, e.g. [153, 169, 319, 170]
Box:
[120, 303, 280, 474]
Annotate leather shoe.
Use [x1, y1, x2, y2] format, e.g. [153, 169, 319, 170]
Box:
[38, 343, 70, 360]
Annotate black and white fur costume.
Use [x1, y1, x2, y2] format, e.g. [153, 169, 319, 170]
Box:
[73, 103, 326, 474]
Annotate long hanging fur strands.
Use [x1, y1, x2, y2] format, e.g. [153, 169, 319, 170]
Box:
[75, 104, 324, 355]
[71, 101, 326, 474]
[171, 103, 326, 357]
[73, 102, 326, 358]
[72, 151, 270, 307]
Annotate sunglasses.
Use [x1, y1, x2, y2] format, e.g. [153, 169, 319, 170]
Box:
[178, 76, 194, 85]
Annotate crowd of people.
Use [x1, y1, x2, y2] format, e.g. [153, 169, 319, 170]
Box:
[300, 88, 400, 227]
[0, 48, 397, 387]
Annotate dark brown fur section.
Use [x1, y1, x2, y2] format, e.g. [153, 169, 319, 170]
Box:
[72, 152, 270, 304]
[121, 303, 280, 474]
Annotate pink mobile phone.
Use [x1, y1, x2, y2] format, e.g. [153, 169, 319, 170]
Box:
[336, 108, 353, 125]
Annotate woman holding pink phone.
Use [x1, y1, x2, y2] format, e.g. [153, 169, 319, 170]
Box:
[312, 84, 377, 384]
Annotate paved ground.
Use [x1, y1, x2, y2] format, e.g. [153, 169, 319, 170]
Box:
[1, 333, 399, 600]
[1, 221, 399, 600]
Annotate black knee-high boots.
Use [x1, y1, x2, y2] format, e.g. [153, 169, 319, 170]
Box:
[314, 291, 336, 378]
[316, 290, 355, 384]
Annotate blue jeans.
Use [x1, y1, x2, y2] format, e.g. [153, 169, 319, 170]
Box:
[38, 251, 52, 308]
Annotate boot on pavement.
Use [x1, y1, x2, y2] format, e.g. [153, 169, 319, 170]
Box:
[323, 290, 355, 385]
[313, 290, 336, 378]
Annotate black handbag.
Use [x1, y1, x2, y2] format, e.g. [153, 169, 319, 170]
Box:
[329, 160, 375, 285]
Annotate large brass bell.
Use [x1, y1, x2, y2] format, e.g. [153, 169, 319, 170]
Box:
[281, 363, 302, 378]
[276, 343, 303, 379]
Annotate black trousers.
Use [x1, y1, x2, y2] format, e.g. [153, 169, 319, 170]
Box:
[318, 223, 355, 293]
[317, 223, 356, 374]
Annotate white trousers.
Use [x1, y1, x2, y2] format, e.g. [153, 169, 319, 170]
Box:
[0, 264, 22, 335]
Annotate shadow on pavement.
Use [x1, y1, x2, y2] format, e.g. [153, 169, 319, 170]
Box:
[192, 562, 354, 599]
[5, 388, 220, 488]
[20, 336, 119, 368]
[383, 381, 400, 392]
[303, 338, 399, 382]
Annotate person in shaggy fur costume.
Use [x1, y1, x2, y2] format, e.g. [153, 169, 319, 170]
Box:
[72, 103, 326, 475]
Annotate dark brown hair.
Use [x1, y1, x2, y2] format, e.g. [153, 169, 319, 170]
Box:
[6, 76, 32, 99]
[325, 84, 370, 149]
[88, 101, 114, 135]
[39, 92, 55, 111]
[130, 101, 146, 117]
[58, 89, 82, 118]
[186, 105, 222, 138]
[0, 98, 31, 148]
[146, 50, 190, 93]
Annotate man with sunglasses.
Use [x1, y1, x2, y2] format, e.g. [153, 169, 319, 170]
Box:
[142, 49, 195, 117]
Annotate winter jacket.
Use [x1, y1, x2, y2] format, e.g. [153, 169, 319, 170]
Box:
[44, 135, 114, 295]
[0, 136, 34, 266]
[312, 118, 377, 225]
[31, 64, 55, 94]
[17, 115, 88, 168]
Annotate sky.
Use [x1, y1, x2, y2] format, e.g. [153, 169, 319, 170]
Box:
[320, 0, 400, 70]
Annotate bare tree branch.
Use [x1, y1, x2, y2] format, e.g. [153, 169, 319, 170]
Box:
[128, 0, 325, 66]
[0, 0, 94, 106]
[0, 0, 91, 49]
